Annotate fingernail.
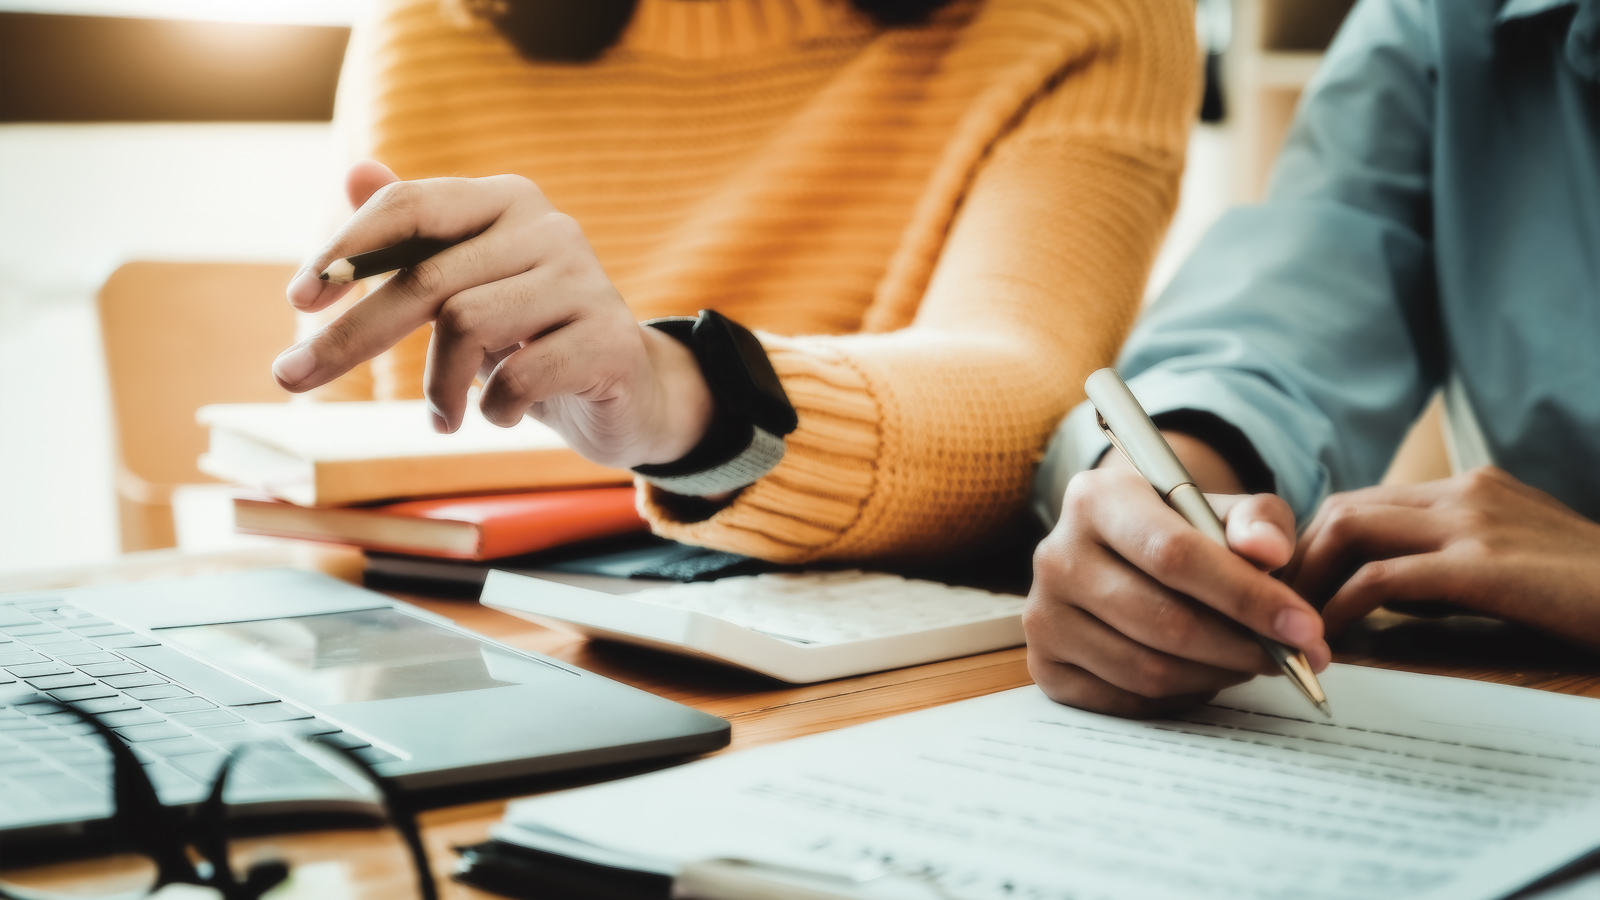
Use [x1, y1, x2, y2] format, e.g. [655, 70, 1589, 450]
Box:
[272, 343, 316, 385]
[1249, 520, 1277, 535]
[286, 268, 323, 307]
[431, 411, 449, 434]
[1274, 608, 1320, 646]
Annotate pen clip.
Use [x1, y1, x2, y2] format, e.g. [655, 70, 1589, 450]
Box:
[1095, 411, 1137, 473]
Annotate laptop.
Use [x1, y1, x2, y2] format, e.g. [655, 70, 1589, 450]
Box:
[0, 568, 730, 849]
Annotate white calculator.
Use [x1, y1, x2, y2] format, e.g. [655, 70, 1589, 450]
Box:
[480, 569, 1027, 683]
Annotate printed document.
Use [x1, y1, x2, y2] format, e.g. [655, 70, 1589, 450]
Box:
[496, 665, 1600, 900]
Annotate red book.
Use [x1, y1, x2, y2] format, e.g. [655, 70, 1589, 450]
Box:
[233, 487, 647, 560]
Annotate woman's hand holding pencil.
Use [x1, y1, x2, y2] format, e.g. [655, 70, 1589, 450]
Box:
[274, 160, 715, 471]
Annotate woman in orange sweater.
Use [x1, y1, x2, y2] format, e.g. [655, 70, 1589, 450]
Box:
[275, 0, 1196, 563]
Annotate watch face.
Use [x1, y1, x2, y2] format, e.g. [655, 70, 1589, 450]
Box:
[695, 310, 799, 435]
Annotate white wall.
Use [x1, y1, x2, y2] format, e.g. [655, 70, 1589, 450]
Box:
[0, 123, 341, 573]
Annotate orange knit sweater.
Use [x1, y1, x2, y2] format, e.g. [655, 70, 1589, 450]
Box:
[318, 0, 1195, 563]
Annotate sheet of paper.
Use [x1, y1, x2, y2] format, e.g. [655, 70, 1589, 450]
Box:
[497, 665, 1600, 900]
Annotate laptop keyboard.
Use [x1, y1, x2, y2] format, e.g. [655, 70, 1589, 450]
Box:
[0, 596, 395, 822]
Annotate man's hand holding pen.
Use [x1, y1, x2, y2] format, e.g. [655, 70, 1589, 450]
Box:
[1027, 438, 1332, 719]
[1029, 425, 1600, 719]
[272, 160, 715, 471]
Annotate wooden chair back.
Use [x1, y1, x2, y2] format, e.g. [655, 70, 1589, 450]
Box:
[97, 262, 298, 550]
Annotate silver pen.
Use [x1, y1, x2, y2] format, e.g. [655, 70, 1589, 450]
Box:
[1084, 368, 1331, 718]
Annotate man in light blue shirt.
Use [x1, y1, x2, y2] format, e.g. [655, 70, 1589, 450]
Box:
[1026, 0, 1600, 717]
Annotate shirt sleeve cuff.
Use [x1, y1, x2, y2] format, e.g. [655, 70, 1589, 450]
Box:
[1030, 399, 1110, 528]
[1031, 370, 1330, 527]
[1146, 408, 1276, 496]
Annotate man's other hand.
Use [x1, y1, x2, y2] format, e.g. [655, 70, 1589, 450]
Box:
[1289, 466, 1600, 647]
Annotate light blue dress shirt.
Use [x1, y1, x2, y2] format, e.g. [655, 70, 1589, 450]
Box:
[1034, 0, 1600, 528]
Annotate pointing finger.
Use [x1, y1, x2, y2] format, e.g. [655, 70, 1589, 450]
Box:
[288, 174, 544, 315]
[274, 216, 547, 393]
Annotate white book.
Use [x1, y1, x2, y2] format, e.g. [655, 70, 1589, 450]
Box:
[494, 665, 1600, 900]
[197, 400, 628, 507]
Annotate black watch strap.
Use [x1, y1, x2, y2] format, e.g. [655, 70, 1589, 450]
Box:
[633, 311, 797, 496]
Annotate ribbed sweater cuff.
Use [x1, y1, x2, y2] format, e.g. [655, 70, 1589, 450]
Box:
[637, 335, 880, 563]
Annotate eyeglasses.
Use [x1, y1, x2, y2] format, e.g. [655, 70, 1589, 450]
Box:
[0, 698, 439, 900]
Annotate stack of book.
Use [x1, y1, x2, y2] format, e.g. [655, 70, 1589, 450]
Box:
[197, 400, 652, 591]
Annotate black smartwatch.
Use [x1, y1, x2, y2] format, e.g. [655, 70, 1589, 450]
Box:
[633, 310, 799, 496]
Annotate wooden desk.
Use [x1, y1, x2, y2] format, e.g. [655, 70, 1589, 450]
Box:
[5, 546, 1599, 898]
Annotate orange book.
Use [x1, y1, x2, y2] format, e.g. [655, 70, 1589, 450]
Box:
[233, 487, 647, 561]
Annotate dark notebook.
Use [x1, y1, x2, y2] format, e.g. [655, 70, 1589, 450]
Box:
[362, 534, 785, 598]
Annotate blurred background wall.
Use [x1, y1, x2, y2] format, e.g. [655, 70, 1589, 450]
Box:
[0, 0, 361, 573]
